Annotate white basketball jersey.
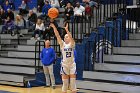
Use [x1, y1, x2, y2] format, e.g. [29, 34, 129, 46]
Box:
[61, 41, 75, 66]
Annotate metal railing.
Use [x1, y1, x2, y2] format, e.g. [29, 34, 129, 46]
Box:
[35, 40, 45, 73]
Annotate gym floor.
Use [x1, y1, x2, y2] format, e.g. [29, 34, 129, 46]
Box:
[0, 85, 109, 93]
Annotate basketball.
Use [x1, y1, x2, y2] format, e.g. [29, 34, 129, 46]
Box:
[48, 8, 59, 19]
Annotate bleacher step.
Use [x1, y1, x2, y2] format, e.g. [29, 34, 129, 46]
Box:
[113, 47, 140, 55]
[1, 47, 17, 51]
[122, 40, 140, 47]
[129, 33, 140, 40]
[0, 81, 24, 86]
[0, 65, 35, 74]
[83, 71, 140, 84]
[8, 51, 38, 58]
[77, 80, 140, 93]
[95, 63, 140, 74]
[17, 45, 44, 51]
[0, 34, 18, 39]
[104, 55, 140, 64]
[0, 73, 24, 83]
[0, 57, 34, 66]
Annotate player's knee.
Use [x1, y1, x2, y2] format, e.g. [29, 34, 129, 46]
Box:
[70, 78, 76, 92]
[62, 79, 69, 92]
[70, 74, 76, 78]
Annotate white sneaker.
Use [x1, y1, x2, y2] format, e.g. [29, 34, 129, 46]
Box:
[20, 33, 24, 37]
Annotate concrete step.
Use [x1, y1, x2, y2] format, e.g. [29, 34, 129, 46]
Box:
[104, 55, 140, 64]
[1, 47, 17, 51]
[129, 33, 140, 40]
[122, 40, 140, 47]
[0, 80, 24, 86]
[0, 57, 34, 66]
[0, 65, 35, 74]
[113, 47, 140, 55]
[8, 51, 38, 58]
[95, 63, 140, 74]
[27, 40, 36, 45]
[0, 51, 8, 56]
[83, 71, 140, 84]
[1, 40, 11, 44]
[20, 29, 28, 34]
[0, 73, 24, 83]
[77, 80, 140, 93]
[0, 34, 18, 39]
[11, 39, 27, 45]
[17, 45, 44, 52]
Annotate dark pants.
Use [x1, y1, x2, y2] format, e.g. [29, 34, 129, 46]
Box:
[1, 25, 14, 33]
[74, 15, 83, 22]
[43, 28, 54, 39]
[19, 9, 28, 15]
[15, 25, 24, 33]
[33, 29, 43, 38]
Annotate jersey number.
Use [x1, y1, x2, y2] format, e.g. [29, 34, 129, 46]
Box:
[66, 52, 71, 58]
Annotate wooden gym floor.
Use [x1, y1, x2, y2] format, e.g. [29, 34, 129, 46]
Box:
[0, 85, 109, 93]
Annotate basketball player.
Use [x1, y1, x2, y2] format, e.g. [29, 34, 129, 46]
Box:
[50, 23, 77, 93]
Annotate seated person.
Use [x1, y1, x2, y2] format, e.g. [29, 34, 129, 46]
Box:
[43, 18, 58, 39]
[65, 2, 74, 22]
[0, 9, 6, 25]
[14, 15, 25, 36]
[19, 1, 28, 15]
[3, 1, 11, 13]
[31, 18, 45, 40]
[1, 16, 14, 34]
[27, 10, 37, 27]
[74, 2, 85, 22]
[6, 8, 14, 21]
[50, 0, 60, 8]
[40, 1, 51, 21]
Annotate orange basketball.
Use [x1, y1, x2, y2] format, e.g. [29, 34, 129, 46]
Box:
[48, 8, 59, 19]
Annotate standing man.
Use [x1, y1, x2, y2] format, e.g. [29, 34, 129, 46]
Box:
[40, 39, 56, 89]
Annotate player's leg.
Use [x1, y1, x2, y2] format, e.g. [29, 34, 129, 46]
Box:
[62, 75, 69, 93]
[70, 64, 77, 93]
[48, 64, 55, 88]
[61, 66, 69, 93]
[43, 65, 51, 86]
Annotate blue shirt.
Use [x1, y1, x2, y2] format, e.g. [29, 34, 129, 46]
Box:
[40, 47, 56, 66]
[42, 4, 51, 15]
[3, 4, 11, 13]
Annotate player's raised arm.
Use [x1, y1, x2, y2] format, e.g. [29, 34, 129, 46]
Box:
[64, 23, 75, 46]
[50, 23, 63, 47]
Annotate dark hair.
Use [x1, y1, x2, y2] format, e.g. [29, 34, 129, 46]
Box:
[86, 2, 89, 5]
[67, 2, 72, 5]
[45, 1, 49, 4]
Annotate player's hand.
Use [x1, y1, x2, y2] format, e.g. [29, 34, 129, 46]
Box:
[64, 23, 68, 31]
[50, 23, 56, 29]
